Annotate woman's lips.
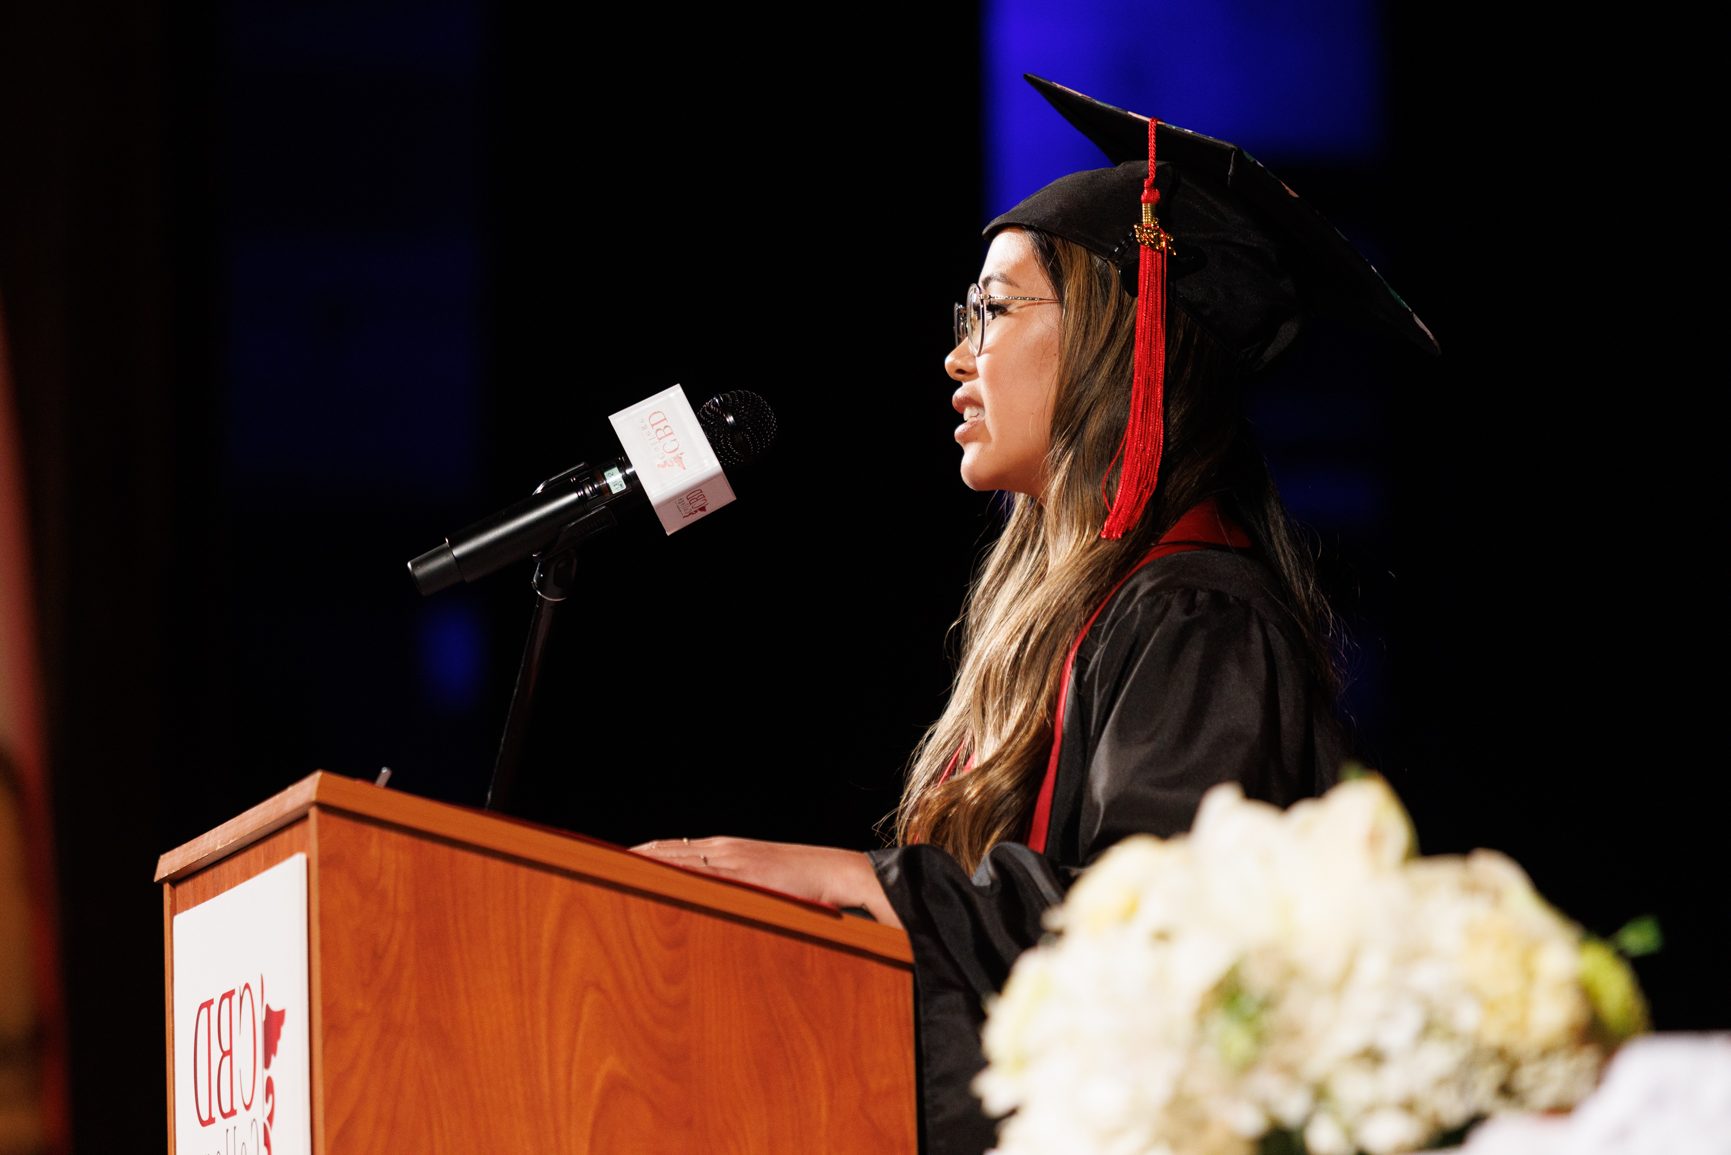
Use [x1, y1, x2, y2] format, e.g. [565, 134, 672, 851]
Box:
[955, 409, 984, 442]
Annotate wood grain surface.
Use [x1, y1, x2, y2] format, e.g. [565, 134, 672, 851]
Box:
[160, 774, 916, 1153]
[158, 772, 911, 965]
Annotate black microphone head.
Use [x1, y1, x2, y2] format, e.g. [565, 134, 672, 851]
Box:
[698, 391, 777, 468]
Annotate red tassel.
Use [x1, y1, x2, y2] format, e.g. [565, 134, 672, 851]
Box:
[1101, 117, 1169, 541]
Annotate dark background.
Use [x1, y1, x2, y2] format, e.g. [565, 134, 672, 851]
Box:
[1, 3, 1718, 1150]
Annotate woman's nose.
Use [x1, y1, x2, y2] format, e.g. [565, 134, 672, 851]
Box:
[945, 338, 975, 381]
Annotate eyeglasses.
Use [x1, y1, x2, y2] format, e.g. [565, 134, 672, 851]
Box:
[953, 282, 1059, 355]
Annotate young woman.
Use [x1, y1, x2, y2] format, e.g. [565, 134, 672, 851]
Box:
[636, 76, 1437, 1154]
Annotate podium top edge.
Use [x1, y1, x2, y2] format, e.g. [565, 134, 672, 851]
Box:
[153, 771, 655, 881]
[154, 770, 331, 882]
[153, 771, 913, 965]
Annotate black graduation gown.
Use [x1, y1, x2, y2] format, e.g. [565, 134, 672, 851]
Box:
[867, 547, 1349, 1155]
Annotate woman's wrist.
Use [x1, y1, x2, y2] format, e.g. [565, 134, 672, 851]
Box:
[829, 849, 902, 929]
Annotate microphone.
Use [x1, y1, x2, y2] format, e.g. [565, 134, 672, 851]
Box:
[407, 388, 776, 595]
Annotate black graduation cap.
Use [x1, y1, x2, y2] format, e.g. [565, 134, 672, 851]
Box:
[986, 75, 1440, 370]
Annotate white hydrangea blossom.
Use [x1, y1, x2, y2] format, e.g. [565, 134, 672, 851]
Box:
[976, 777, 1630, 1155]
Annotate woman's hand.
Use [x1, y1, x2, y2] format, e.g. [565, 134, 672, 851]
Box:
[629, 836, 903, 930]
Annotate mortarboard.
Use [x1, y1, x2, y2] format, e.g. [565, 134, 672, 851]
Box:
[985, 75, 1439, 537]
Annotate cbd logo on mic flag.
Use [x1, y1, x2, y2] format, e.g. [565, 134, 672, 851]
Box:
[174, 855, 311, 1154]
[611, 385, 736, 535]
[674, 488, 709, 518]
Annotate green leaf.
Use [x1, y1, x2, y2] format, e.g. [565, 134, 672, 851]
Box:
[1610, 914, 1663, 958]
[1580, 937, 1652, 1042]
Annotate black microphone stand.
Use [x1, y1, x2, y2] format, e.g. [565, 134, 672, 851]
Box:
[484, 499, 621, 815]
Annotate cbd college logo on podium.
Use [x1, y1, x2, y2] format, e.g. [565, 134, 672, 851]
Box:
[188, 976, 287, 1151]
[174, 855, 312, 1154]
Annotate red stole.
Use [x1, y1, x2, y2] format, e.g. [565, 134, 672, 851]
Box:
[1026, 497, 1249, 851]
[924, 498, 1250, 851]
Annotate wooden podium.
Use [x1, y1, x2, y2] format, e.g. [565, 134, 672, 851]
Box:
[156, 772, 917, 1153]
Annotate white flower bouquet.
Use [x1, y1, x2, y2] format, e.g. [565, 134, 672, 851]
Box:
[975, 775, 1650, 1155]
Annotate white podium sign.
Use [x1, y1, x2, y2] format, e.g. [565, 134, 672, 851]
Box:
[172, 853, 311, 1155]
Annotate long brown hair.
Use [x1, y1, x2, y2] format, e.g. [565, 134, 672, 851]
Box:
[893, 230, 1343, 872]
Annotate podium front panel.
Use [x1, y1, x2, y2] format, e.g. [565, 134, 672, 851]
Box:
[160, 778, 916, 1154]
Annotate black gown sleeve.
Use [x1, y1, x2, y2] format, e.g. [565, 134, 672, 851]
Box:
[868, 553, 1346, 1155]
